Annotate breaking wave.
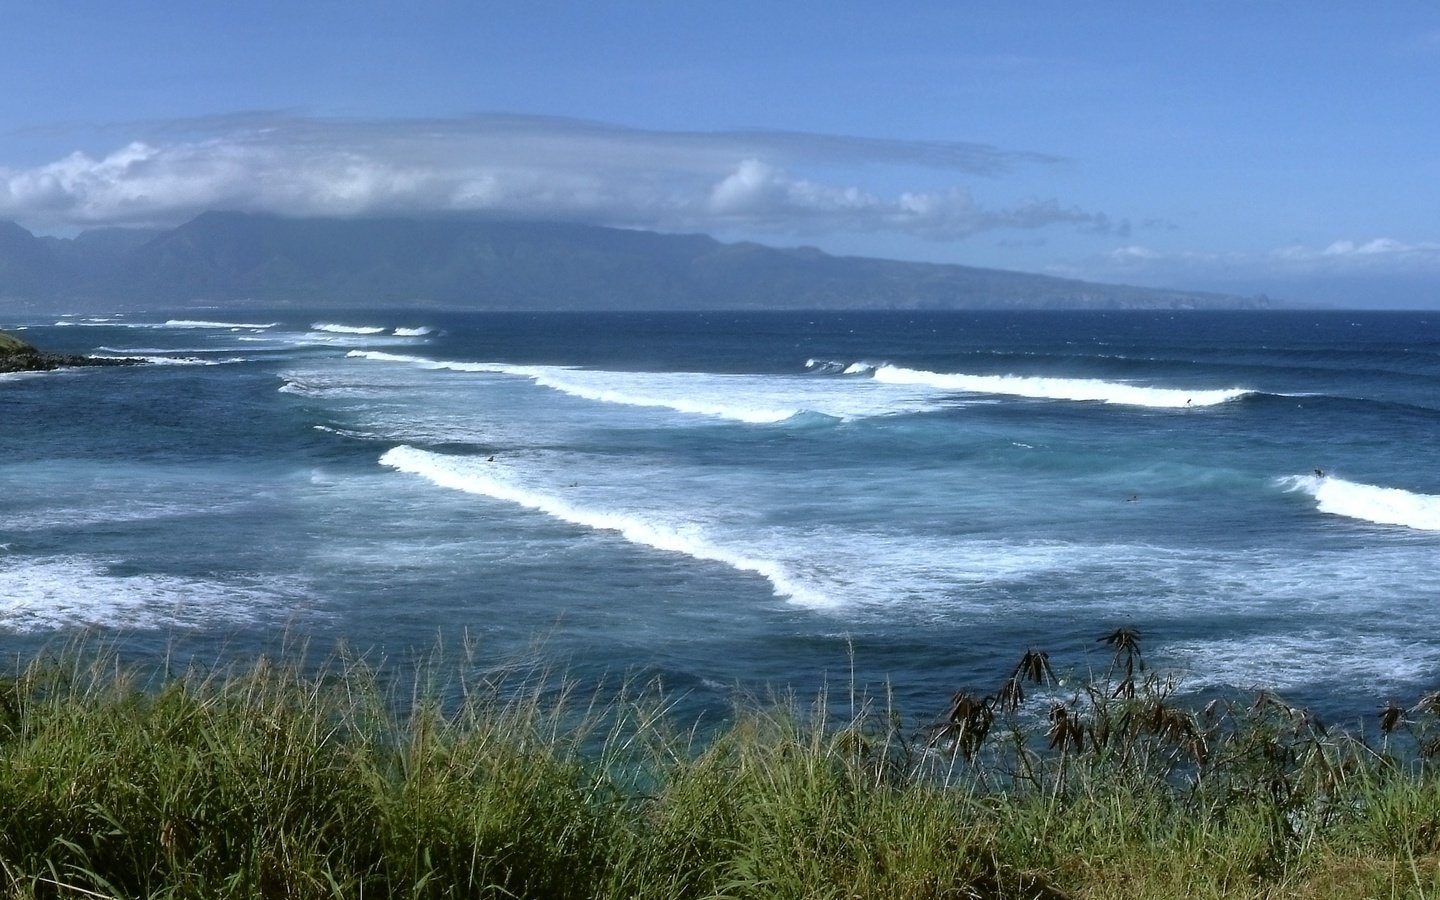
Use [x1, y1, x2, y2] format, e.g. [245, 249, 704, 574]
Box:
[164, 319, 278, 330]
[869, 365, 1252, 408]
[350, 352, 808, 423]
[380, 446, 830, 606]
[348, 351, 958, 423]
[1282, 474, 1440, 531]
[312, 323, 387, 335]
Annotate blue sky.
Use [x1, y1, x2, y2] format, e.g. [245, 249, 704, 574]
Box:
[3, 3, 1439, 306]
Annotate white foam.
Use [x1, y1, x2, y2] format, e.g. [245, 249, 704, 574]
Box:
[312, 322, 386, 335]
[312, 424, 374, 439]
[54, 319, 158, 328]
[1282, 474, 1440, 531]
[275, 369, 389, 399]
[164, 319, 278, 330]
[348, 351, 949, 423]
[380, 445, 831, 607]
[871, 364, 1251, 408]
[0, 555, 290, 633]
[393, 326, 433, 336]
[0, 494, 253, 531]
[1160, 632, 1440, 693]
[347, 349, 493, 369]
[96, 354, 246, 366]
[95, 346, 248, 355]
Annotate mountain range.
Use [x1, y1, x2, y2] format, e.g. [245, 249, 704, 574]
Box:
[0, 212, 1273, 312]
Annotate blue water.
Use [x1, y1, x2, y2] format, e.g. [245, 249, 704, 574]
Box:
[3, 309, 1439, 724]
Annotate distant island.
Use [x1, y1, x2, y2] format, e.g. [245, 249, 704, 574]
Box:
[0, 211, 1274, 313]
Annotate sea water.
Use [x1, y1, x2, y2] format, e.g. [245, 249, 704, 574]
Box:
[3, 309, 1438, 724]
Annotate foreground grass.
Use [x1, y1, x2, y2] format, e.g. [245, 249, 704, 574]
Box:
[3, 639, 1440, 898]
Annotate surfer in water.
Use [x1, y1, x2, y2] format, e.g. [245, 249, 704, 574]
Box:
[1314, 467, 1325, 478]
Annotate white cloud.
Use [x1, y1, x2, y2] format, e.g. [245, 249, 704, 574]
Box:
[1277, 237, 1440, 267]
[1051, 236, 1440, 305]
[0, 113, 1110, 241]
[1090, 236, 1440, 279]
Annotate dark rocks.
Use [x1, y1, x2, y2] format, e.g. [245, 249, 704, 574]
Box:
[0, 331, 144, 373]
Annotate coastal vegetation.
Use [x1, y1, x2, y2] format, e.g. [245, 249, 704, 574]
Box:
[3, 635, 1439, 899]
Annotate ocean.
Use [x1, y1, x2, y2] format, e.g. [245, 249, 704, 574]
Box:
[3, 309, 1438, 726]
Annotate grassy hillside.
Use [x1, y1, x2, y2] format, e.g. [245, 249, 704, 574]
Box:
[2, 637, 1438, 899]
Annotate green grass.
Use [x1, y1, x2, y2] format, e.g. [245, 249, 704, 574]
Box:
[3, 637, 1440, 899]
[0, 330, 35, 356]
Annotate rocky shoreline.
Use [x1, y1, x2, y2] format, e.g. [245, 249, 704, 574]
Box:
[0, 331, 144, 373]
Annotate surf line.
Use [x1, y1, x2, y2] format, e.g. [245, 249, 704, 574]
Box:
[380, 446, 832, 607]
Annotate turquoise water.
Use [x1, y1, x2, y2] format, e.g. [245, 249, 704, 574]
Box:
[3, 309, 1439, 723]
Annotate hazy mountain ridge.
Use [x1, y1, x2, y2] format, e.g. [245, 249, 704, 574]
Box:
[0, 212, 1272, 312]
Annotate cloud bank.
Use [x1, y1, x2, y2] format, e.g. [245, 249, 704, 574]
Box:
[0, 113, 1113, 241]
